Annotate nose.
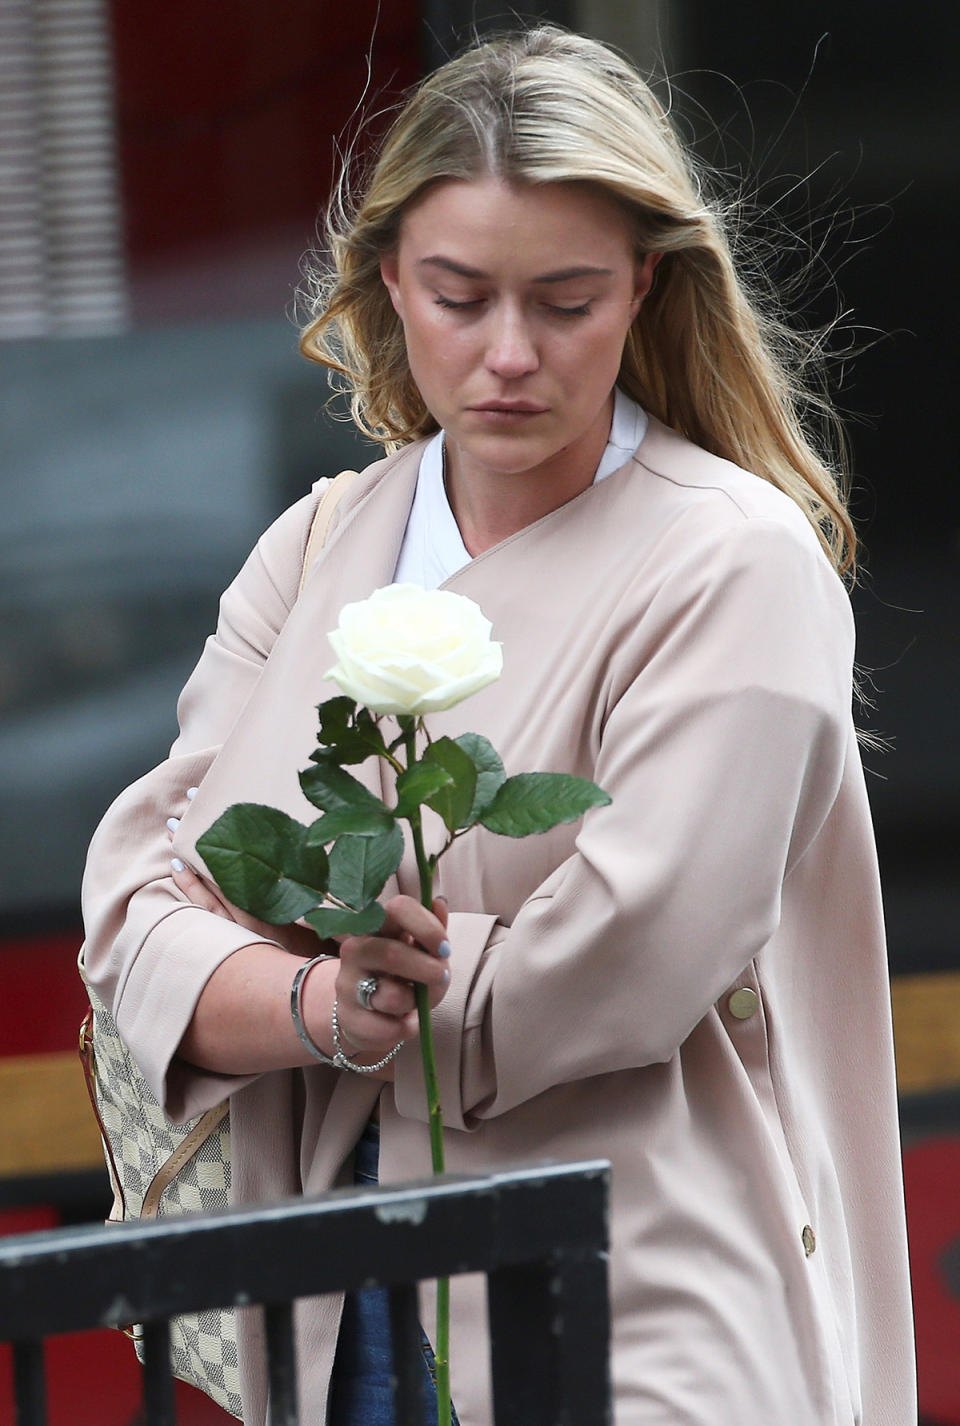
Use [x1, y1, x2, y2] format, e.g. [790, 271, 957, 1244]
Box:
[484, 304, 539, 379]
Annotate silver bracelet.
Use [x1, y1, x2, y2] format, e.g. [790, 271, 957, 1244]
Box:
[290, 955, 339, 1066]
[332, 997, 404, 1074]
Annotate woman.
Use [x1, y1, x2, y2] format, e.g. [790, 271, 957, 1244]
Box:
[82, 26, 915, 1426]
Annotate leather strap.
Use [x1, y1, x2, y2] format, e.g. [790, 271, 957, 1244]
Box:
[78, 1009, 128, 1222]
[140, 1101, 230, 1218]
[297, 468, 362, 597]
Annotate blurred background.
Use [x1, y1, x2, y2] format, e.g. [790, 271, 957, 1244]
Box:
[0, 2, 956, 1422]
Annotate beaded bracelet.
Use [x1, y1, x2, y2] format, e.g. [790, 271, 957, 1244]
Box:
[332, 997, 404, 1074]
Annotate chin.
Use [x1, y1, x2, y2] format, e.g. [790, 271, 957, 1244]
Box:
[458, 436, 560, 478]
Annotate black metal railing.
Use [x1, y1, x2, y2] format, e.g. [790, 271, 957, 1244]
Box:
[0, 1158, 611, 1426]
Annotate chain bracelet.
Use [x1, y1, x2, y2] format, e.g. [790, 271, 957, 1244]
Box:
[332, 997, 405, 1074]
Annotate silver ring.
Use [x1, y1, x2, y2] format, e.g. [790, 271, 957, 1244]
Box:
[356, 975, 379, 1012]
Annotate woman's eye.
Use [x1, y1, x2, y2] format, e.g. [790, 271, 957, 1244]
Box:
[433, 295, 592, 316]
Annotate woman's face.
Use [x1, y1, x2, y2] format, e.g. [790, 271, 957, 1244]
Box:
[380, 177, 659, 490]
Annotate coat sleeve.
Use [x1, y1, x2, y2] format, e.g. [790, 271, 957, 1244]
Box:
[81, 490, 322, 1122]
[393, 514, 857, 1128]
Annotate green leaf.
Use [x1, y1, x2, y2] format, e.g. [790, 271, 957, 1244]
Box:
[326, 825, 405, 908]
[316, 695, 356, 742]
[478, 773, 612, 838]
[308, 739, 366, 767]
[196, 804, 329, 923]
[354, 706, 388, 747]
[454, 733, 506, 821]
[310, 705, 390, 768]
[300, 762, 392, 819]
[304, 805, 396, 842]
[305, 902, 386, 938]
[394, 760, 454, 819]
[423, 736, 478, 831]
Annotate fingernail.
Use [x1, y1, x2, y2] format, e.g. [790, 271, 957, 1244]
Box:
[171, 857, 185, 872]
[441, 968, 450, 984]
[437, 939, 452, 959]
[166, 817, 180, 833]
[186, 786, 198, 800]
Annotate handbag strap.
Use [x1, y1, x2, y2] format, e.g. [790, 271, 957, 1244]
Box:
[79, 1008, 129, 1220]
[297, 467, 362, 598]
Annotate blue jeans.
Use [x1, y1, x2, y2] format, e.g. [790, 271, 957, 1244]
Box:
[327, 1122, 459, 1426]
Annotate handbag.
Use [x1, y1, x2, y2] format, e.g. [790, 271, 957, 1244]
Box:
[77, 467, 361, 1418]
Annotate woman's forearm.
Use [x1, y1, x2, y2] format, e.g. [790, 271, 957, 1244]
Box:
[173, 880, 449, 1082]
[177, 944, 341, 1074]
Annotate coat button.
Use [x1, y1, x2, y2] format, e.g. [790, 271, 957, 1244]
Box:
[728, 987, 759, 1020]
[802, 1225, 816, 1256]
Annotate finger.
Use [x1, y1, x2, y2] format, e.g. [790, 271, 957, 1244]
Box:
[342, 934, 450, 990]
[355, 973, 417, 1020]
[170, 861, 232, 918]
[335, 993, 409, 1057]
[380, 894, 451, 959]
[164, 785, 197, 841]
[338, 1011, 406, 1058]
[337, 957, 451, 1054]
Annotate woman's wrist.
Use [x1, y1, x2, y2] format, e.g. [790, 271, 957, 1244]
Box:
[297, 952, 406, 1079]
[295, 954, 340, 1063]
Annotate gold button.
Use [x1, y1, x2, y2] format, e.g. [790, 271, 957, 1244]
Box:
[802, 1225, 816, 1256]
[728, 987, 759, 1020]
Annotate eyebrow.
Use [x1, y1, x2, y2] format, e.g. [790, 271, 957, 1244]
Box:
[417, 257, 615, 284]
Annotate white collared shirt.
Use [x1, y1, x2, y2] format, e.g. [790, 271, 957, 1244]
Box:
[392, 389, 647, 589]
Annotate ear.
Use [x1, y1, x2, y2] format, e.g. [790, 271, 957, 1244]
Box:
[631, 251, 663, 312]
[379, 252, 403, 318]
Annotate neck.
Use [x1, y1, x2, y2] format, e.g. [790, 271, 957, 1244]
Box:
[444, 397, 613, 557]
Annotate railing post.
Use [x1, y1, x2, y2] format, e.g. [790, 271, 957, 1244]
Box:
[139, 1320, 176, 1426]
[12, 1340, 46, 1426]
[388, 1282, 427, 1426]
[264, 1301, 300, 1426]
[488, 1249, 611, 1426]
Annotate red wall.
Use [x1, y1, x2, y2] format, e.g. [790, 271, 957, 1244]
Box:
[108, 0, 420, 260]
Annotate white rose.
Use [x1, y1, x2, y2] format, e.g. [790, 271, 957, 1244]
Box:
[326, 584, 504, 715]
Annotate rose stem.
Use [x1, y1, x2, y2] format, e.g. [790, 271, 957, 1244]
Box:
[402, 722, 451, 1426]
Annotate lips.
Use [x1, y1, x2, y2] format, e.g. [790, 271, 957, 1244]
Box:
[468, 402, 548, 414]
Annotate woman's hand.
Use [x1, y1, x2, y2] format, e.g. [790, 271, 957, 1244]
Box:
[167, 800, 452, 1070]
[333, 894, 451, 1061]
[169, 857, 237, 918]
[167, 792, 241, 920]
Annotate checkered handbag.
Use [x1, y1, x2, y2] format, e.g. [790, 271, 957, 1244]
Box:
[79, 978, 243, 1419]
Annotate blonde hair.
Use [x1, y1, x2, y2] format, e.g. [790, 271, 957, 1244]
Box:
[300, 26, 856, 573]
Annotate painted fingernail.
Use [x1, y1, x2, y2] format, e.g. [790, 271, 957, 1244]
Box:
[437, 939, 452, 959]
[166, 817, 180, 833]
[441, 968, 450, 984]
[186, 786, 198, 800]
[171, 857, 185, 872]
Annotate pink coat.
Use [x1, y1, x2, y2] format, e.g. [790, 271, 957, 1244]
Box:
[82, 417, 916, 1425]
